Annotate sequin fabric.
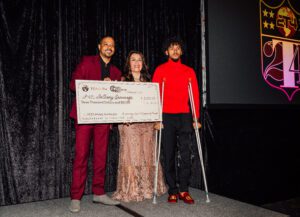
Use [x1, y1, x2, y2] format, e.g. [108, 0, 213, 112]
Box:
[112, 122, 167, 202]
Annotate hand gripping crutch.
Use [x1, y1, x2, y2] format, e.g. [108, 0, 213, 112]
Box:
[188, 79, 210, 203]
[153, 78, 165, 204]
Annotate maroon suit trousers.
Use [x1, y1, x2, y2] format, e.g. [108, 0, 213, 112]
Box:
[70, 123, 110, 199]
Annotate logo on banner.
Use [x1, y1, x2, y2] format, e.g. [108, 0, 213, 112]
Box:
[260, 0, 300, 101]
[82, 85, 89, 92]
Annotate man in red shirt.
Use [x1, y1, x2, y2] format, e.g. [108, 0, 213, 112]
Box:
[152, 37, 201, 204]
[69, 36, 121, 212]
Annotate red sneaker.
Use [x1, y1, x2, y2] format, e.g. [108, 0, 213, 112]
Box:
[179, 192, 195, 204]
[168, 194, 178, 203]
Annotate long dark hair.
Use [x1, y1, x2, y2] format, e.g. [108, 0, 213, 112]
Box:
[123, 51, 151, 82]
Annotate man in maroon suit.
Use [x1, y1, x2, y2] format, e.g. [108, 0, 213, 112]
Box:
[69, 36, 122, 213]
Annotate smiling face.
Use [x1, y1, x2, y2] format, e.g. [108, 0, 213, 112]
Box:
[98, 37, 115, 62]
[165, 43, 182, 61]
[129, 53, 143, 73]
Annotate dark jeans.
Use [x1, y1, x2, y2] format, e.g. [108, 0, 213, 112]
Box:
[162, 113, 193, 194]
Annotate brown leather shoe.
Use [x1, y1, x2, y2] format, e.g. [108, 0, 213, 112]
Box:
[179, 192, 195, 204]
[168, 194, 178, 203]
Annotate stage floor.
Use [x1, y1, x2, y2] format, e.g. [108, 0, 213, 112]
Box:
[0, 188, 288, 217]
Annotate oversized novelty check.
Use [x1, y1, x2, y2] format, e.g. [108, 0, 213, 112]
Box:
[76, 80, 162, 124]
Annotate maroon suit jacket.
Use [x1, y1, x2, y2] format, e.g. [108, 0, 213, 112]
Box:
[69, 55, 122, 119]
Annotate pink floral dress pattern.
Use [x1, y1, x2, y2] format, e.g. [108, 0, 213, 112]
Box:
[112, 122, 167, 202]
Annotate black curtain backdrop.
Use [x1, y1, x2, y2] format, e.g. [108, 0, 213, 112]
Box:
[0, 0, 203, 205]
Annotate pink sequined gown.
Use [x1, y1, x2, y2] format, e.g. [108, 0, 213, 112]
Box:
[112, 122, 167, 202]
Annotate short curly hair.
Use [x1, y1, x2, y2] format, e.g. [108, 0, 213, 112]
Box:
[162, 36, 185, 54]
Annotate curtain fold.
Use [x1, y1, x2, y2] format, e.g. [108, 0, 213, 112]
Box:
[0, 0, 202, 205]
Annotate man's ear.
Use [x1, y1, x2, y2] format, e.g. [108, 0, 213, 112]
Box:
[98, 44, 101, 51]
[165, 50, 168, 56]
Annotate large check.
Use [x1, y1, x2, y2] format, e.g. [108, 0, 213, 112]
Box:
[76, 80, 162, 124]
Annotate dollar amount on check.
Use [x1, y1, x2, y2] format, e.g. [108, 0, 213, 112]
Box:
[76, 80, 162, 124]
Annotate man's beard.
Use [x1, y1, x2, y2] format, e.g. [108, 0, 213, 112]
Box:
[170, 57, 180, 62]
[102, 50, 114, 58]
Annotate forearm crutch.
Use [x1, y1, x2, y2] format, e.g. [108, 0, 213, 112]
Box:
[153, 79, 165, 204]
[188, 79, 210, 203]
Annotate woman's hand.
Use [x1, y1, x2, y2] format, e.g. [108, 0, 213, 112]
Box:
[154, 122, 164, 130]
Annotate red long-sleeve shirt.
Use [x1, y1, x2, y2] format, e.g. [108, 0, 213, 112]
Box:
[152, 59, 200, 118]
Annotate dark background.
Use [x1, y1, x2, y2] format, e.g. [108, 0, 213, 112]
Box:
[0, 0, 299, 208]
[207, 0, 300, 106]
[204, 0, 300, 205]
